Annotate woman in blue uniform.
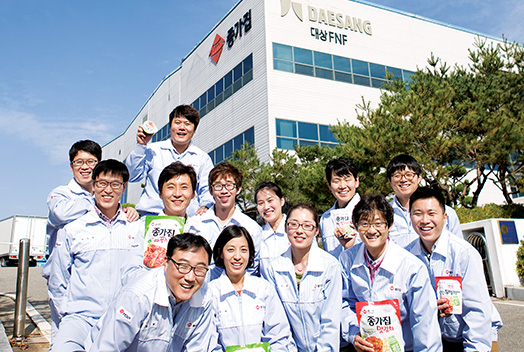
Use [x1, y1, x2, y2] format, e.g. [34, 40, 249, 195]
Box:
[209, 225, 296, 351]
[261, 203, 342, 352]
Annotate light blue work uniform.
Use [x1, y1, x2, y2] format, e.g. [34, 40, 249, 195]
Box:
[259, 214, 290, 260]
[125, 140, 214, 217]
[406, 230, 493, 351]
[389, 195, 462, 247]
[86, 267, 219, 352]
[319, 193, 361, 258]
[43, 178, 95, 341]
[339, 240, 442, 352]
[185, 205, 262, 277]
[47, 206, 143, 351]
[261, 245, 342, 352]
[209, 271, 296, 351]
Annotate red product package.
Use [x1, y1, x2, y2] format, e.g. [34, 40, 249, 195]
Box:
[435, 276, 463, 314]
[356, 299, 404, 352]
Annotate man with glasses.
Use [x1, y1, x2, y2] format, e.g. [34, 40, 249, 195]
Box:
[126, 105, 214, 217]
[47, 159, 143, 351]
[43, 141, 139, 345]
[86, 233, 219, 351]
[185, 162, 262, 277]
[387, 154, 462, 247]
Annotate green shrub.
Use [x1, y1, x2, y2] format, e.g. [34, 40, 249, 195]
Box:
[517, 240, 524, 285]
[455, 203, 524, 223]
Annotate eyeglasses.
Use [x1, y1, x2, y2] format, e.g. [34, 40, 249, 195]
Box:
[286, 221, 316, 231]
[358, 221, 388, 231]
[211, 182, 236, 191]
[94, 180, 124, 190]
[168, 257, 209, 277]
[391, 172, 417, 181]
[72, 159, 97, 167]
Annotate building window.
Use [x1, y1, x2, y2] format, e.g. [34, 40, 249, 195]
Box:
[208, 126, 255, 165]
[273, 43, 414, 89]
[276, 119, 338, 150]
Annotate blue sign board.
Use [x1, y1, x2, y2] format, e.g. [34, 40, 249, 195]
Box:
[498, 220, 519, 244]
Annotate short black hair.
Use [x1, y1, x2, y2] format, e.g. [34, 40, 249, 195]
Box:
[169, 105, 200, 130]
[92, 159, 129, 183]
[286, 203, 319, 228]
[213, 225, 255, 269]
[209, 162, 243, 189]
[158, 162, 197, 193]
[166, 233, 212, 264]
[386, 154, 422, 180]
[325, 157, 358, 184]
[352, 194, 394, 229]
[69, 140, 102, 162]
[409, 187, 446, 213]
[254, 181, 284, 203]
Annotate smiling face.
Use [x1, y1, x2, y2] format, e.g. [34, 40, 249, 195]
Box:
[70, 150, 98, 190]
[286, 208, 318, 251]
[388, 167, 422, 205]
[410, 197, 447, 252]
[357, 210, 391, 260]
[256, 188, 285, 228]
[160, 174, 195, 217]
[328, 171, 359, 208]
[93, 172, 125, 219]
[210, 175, 241, 213]
[170, 116, 195, 153]
[221, 235, 250, 282]
[165, 247, 208, 303]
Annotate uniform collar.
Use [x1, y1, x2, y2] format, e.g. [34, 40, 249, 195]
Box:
[353, 240, 401, 276]
[154, 268, 171, 307]
[158, 139, 198, 156]
[393, 195, 408, 212]
[330, 192, 361, 211]
[280, 244, 325, 273]
[84, 204, 126, 225]
[263, 214, 287, 236]
[430, 230, 450, 258]
[200, 205, 242, 225]
[68, 178, 92, 196]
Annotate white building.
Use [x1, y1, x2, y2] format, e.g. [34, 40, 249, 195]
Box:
[103, 0, 520, 206]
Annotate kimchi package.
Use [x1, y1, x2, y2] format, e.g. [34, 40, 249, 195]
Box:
[225, 342, 270, 352]
[435, 276, 463, 314]
[143, 215, 185, 268]
[356, 299, 404, 352]
[332, 208, 357, 240]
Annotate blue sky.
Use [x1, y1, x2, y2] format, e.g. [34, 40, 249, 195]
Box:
[1, 0, 523, 220]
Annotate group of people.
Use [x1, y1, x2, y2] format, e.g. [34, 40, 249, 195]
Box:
[43, 104, 502, 352]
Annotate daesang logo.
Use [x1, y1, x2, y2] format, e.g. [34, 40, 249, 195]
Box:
[280, 0, 372, 36]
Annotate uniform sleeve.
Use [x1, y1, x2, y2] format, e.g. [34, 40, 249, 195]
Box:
[47, 188, 91, 228]
[125, 143, 150, 183]
[407, 263, 442, 352]
[339, 251, 360, 345]
[460, 250, 492, 351]
[247, 225, 263, 276]
[86, 290, 149, 351]
[47, 227, 74, 317]
[196, 154, 214, 209]
[262, 283, 297, 352]
[318, 260, 342, 351]
[181, 299, 221, 352]
[445, 207, 463, 238]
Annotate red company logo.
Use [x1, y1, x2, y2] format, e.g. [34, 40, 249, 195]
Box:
[209, 34, 226, 64]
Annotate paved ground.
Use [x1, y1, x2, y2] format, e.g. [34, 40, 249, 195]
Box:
[0, 266, 523, 351]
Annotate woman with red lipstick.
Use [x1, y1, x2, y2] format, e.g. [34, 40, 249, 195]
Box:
[261, 203, 342, 351]
[209, 225, 296, 351]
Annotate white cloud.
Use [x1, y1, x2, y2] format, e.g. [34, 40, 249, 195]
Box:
[0, 108, 115, 165]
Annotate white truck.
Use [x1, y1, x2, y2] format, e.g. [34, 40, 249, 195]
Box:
[0, 215, 47, 266]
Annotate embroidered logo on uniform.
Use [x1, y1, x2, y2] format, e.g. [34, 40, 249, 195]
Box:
[131, 243, 140, 248]
[186, 322, 196, 329]
[118, 306, 133, 322]
[445, 269, 451, 275]
[389, 285, 401, 292]
[55, 242, 62, 247]
[256, 305, 260, 310]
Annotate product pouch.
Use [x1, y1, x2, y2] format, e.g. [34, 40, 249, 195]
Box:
[143, 215, 185, 268]
[225, 342, 270, 352]
[356, 299, 404, 352]
[436, 276, 463, 314]
[332, 208, 357, 239]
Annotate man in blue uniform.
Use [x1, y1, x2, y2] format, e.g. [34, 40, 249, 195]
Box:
[86, 233, 219, 352]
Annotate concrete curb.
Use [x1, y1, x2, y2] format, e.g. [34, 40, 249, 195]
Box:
[0, 319, 13, 352]
[0, 292, 52, 344]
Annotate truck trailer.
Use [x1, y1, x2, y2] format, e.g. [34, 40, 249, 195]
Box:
[0, 215, 47, 266]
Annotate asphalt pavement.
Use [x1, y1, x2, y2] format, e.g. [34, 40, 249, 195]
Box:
[0, 266, 523, 351]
